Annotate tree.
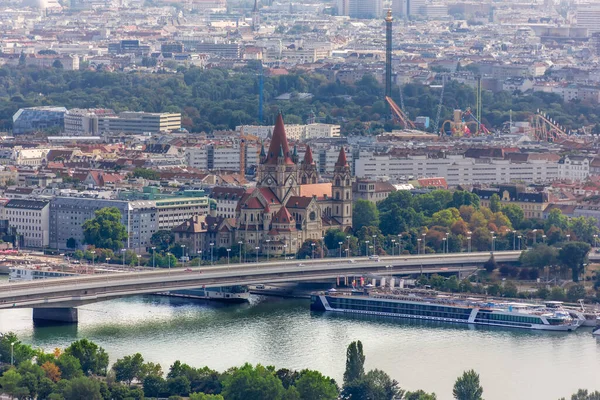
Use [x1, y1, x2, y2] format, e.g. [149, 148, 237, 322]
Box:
[502, 281, 518, 298]
[41, 361, 62, 382]
[0, 369, 23, 399]
[519, 244, 558, 269]
[569, 216, 599, 244]
[167, 376, 191, 396]
[343, 341, 365, 386]
[353, 200, 379, 231]
[560, 389, 600, 400]
[82, 208, 128, 252]
[0, 332, 35, 366]
[452, 370, 483, 400]
[489, 194, 501, 213]
[61, 376, 103, 400]
[483, 255, 497, 273]
[131, 167, 160, 180]
[363, 369, 404, 400]
[190, 394, 225, 400]
[324, 229, 348, 252]
[501, 205, 524, 228]
[65, 339, 109, 376]
[66, 237, 77, 249]
[294, 370, 338, 400]
[151, 230, 175, 252]
[221, 364, 285, 400]
[55, 353, 83, 380]
[297, 239, 325, 259]
[113, 353, 144, 386]
[143, 375, 167, 398]
[405, 390, 437, 400]
[545, 208, 569, 231]
[558, 241, 591, 282]
[567, 284, 586, 302]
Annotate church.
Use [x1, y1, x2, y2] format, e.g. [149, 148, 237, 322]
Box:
[235, 113, 353, 256]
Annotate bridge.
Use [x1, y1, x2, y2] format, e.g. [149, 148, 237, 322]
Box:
[0, 251, 522, 323]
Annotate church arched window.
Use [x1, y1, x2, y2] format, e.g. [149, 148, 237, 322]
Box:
[335, 191, 340, 200]
[302, 176, 307, 184]
[335, 178, 340, 186]
[346, 191, 350, 200]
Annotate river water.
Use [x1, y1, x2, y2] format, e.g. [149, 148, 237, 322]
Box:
[0, 276, 599, 400]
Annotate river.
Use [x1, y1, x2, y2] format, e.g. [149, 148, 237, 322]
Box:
[0, 276, 598, 399]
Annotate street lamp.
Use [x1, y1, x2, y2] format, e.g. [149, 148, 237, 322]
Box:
[518, 235, 522, 250]
[542, 234, 546, 244]
[136, 254, 141, 268]
[151, 246, 156, 268]
[512, 230, 516, 250]
[255, 246, 260, 263]
[417, 238, 421, 255]
[365, 240, 369, 257]
[566, 234, 571, 242]
[11, 342, 15, 365]
[421, 233, 426, 254]
[238, 241, 243, 263]
[338, 242, 343, 257]
[181, 245, 186, 268]
[467, 236, 471, 253]
[266, 239, 271, 262]
[391, 239, 396, 256]
[210, 243, 214, 265]
[372, 234, 377, 254]
[91, 250, 96, 267]
[491, 235, 496, 253]
[594, 234, 598, 248]
[167, 252, 171, 268]
[121, 249, 126, 267]
[445, 232, 450, 253]
[283, 244, 288, 260]
[311, 242, 315, 259]
[197, 250, 202, 264]
[320, 236, 325, 258]
[346, 235, 351, 257]
[226, 248, 231, 264]
[442, 237, 447, 254]
[532, 229, 537, 245]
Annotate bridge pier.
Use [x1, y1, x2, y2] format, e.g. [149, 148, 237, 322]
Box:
[33, 308, 78, 324]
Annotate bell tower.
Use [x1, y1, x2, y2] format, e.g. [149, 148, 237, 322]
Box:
[299, 145, 318, 184]
[331, 146, 353, 231]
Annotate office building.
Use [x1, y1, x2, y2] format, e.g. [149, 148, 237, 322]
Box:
[348, 0, 383, 18]
[576, 3, 600, 35]
[63, 109, 116, 136]
[5, 199, 50, 248]
[12, 107, 66, 135]
[98, 112, 181, 134]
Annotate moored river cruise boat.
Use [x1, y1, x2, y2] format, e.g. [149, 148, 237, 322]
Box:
[311, 289, 585, 332]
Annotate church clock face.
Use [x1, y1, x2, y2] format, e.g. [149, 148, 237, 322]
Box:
[266, 177, 274, 185]
[309, 211, 316, 221]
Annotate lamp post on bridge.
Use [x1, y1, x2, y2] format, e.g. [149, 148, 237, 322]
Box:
[151, 247, 156, 268]
[238, 241, 243, 263]
[365, 240, 369, 257]
[266, 239, 271, 262]
[210, 243, 214, 265]
[512, 230, 516, 250]
[417, 238, 421, 255]
[227, 248, 231, 265]
[255, 246, 260, 263]
[391, 239, 396, 256]
[346, 235, 351, 257]
[311, 242, 315, 259]
[338, 242, 343, 258]
[467, 236, 471, 253]
[121, 249, 126, 268]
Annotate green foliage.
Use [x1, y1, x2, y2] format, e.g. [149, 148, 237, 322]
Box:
[343, 341, 365, 386]
[560, 389, 600, 400]
[66, 237, 77, 249]
[519, 244, 558, 268]
[0, 332, 35, 366]
[546, 209, 569, 231]
[452, 369, 483, 400]
[405, 390, 437, 399]
[567, 284, 587, 302]
[501, 205, 524, 228]
[353, 200, 380, 232]
[151, 230, 175, 252]
[55, 354, 83, 380]
[324, 229, 349, 251]
[131, 167, 160, 180]
[558, 242, 591, 282]
[61, 376, 103, 400]
[297, 239, 325, 259]
[221, 363, 286, 400]
[64, 339, 109, 376]
[112, 353, 144, 386]
[190, 393, 225, 400]
[294, 370, 338, 400]
[489, 194, 501, 213]
[82, 207, 128, 252]
[483, 255, 497, 273]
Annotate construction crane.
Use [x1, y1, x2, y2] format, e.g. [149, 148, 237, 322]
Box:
[386, 96, 416, 129]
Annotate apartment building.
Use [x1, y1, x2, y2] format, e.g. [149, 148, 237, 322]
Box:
[185, 143, 260, 172]
[209, 187, 246, 218]
[5, 199, 50, 248]
[558, 155, 592, 182]
[155, 197, 209, 231]
[473, 186, 549, 219]
[355, 154, 560, 185]
[237, 123, 340, 140]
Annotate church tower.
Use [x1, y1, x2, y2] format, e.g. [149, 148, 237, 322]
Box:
[256, 113, 299, 202]
[299, 145, 318, 184]
[331, 146, 353, 231]
[252, 0, 260, 31]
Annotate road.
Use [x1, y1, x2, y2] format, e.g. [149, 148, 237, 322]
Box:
[0, 251, 521, 310]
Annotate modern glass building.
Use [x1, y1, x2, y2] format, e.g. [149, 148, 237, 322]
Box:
[12, 106, 67, 135]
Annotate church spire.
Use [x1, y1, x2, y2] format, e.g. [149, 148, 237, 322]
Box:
[263, 113, 294, 165]
[303, 145, 314, 165]
[335, 146, 348, 167]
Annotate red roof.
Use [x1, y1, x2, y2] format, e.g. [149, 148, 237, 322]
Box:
[263, 113, 294, 165]
[274, 206, 294, 223]
[244, 197, 264, 209]
[303, 145, 314, 165]
[335, 147, 348, 167]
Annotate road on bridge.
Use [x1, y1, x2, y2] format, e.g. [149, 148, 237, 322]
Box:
[0, 251, 522, 310]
